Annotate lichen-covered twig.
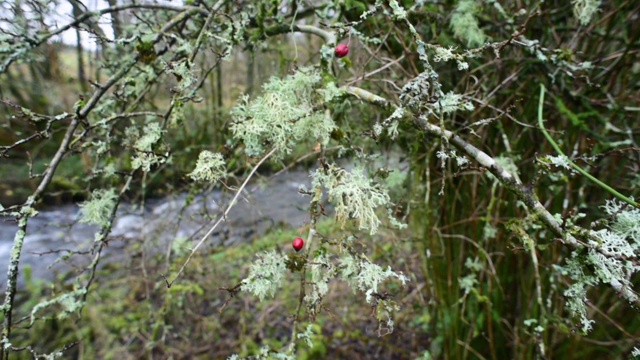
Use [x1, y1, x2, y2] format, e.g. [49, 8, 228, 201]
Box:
[165, 147, 278, 287]
[0, 9, 202, 355]
[342, 85, 640, 307]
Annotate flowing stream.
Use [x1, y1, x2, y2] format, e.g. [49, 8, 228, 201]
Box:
[0, 170, 314, 288]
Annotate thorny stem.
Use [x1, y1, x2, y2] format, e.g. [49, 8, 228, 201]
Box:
[288, 177, 324, 353]
[288, 227, 316, 354]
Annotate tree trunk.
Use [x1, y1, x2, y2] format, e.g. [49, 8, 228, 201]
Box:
[70, 0, 87, 91]
[106, 0, 122, 39]
[75, 27, 87, 91]
[217, 62, 223, 109]
[246, 49, 255, 96]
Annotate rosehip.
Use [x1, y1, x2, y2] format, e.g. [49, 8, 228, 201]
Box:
[292, 237, 304, 252]
[335, 43, 349, 58]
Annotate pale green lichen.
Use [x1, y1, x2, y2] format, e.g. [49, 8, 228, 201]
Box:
[432, 92, 474, 114]
[296, 324, 315, 348]
[601, 198, 640, 246]
[483, 223, 497, 239]
[450, 0, 488, 47]
[311, 165, 390, 235]
[457, 60, 469, 70]
[349, 27, 383, 45]
[555, 198, 640, 333]
[305, 254, 336, 307]
[546, 154, 573, 171]
[459, 273, 478, 296]
[320, 81, 344, 103]
[163, 59, 196, 93]
[339, 253, 408, 309]
[373, 123, 383, 137]
[460, 258, 483, 296]
[135, 121, 162, 149]
[382, 107, 405, 139]
[387, 208, 407, 230]
[240, 345, 295, 360]
[375, 298, 400, 335]
[465, 257, 484, 272]
[573, 0, 602, 25]
[231, 67, 335, 159]
[338, 253, 360, 288]
[30, 289, 87, 325]
[79, 188, 118, 228]
[435, 46, 454, 62]
[388, 0, 408, 20]
[188, 151, 226, 183]
[128, 122, 167, 172]
[555, 254, 596, 333]
[355, 260, 408, 304]
[400, 71, 434, 109]
[241, 251, 287, 301]
[448, 150, 470, 167]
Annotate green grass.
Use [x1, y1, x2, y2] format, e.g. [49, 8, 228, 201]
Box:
[9, 216, 428, 359]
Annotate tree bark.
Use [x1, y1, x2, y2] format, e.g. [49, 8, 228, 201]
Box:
[106, 0, 122, 39]
[75, 26, 87, 91]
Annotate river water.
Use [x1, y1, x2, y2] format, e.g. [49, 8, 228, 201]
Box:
[0, 170, 314, 288]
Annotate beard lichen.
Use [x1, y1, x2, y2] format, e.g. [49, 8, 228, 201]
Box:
[311, 165, 391, 235]
[230, 67, 335, 159]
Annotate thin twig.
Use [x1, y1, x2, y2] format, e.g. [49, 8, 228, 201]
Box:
[166, 147, 278, 287]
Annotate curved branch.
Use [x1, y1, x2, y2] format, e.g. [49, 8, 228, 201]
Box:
[339, 87, 578, 242]
[43, 4, 210, 43]
[262, 24, 336, 45]
[165, 147, 279, 287]
[341, 85, 640, 307]
[0, 3, 217, 73]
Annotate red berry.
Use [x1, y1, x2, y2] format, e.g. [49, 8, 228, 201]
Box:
[335, 43, 349, 58]
[292, 237, 304, 252]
